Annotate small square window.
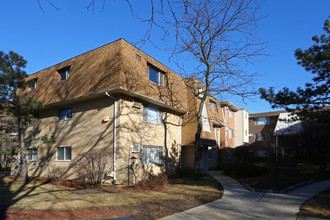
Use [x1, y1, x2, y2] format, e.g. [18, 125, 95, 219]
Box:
[136, 54, 141, 62]
[148, 65, 164, 86]
[57, 66, 70, 82]
[131, 145, 140, 153]
[57, 147, 71, 161]
[28, 78, 38, 92]
[27, 148, 38, 161]
[59, 108, 72, 121]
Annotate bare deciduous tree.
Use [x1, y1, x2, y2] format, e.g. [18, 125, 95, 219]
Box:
[166, 0, 266, 175]
[34, 0, 266, 175]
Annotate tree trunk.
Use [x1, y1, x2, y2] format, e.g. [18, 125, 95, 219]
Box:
[194, 98, 206, 178]
[18, 118, 28, 183]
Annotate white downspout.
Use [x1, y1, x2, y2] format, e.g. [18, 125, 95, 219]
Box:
[105, 92, 117, 184]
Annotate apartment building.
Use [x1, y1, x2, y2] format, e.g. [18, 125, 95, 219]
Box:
[248, 111, 284, 157]
[23, 39, 244, 184]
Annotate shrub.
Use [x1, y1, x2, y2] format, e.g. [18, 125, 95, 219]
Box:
[0, 167, 11, 172]
[223, 162, 267, 178]
[135, 173, 168, 190]
[175, 167, 195, 177]
[47, 166, 64, 181]
[72, 150, 109, 185]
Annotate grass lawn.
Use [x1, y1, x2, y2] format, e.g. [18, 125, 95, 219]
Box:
[0, 175, 223, 219]
[299, 188, 330, 219]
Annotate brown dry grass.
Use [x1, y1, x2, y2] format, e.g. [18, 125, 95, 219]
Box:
[0, 174, 223, 219]
[299, 188, 330, 219]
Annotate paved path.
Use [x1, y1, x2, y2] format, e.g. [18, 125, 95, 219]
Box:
[160, 171, 330, 220]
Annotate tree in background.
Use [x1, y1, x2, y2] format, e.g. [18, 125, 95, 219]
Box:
[169, 0, 265, 175]
[260, 18, 330, 122]
[0, 51, 42, 183]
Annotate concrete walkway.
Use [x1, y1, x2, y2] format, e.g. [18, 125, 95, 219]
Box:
[160, 171, 330, 220]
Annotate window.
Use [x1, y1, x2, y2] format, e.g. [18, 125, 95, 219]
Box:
[10, 133, 17, 140]
[228, 108, 233, 118]
[131, 145, 140, 153]
[254, 117, 270, 125]
[59, 108, 72, 121]
[208, 147, 217, 160]
[57, 66, 70, 82]
[245, 129, 248, 136]
[57, 147, 71, 161]
[136, 54, 141, 62]
[142, 146, 163, 165]
[27, 148, 38, 161]
[255, 133, 270, 141]
[28, 78, 38, 92]
[210, 101, 216, 112]
[148, 65, 164, 86]
[227, 127, 233, 138]
[143, 105, 163, 125]
[245, 113, 248, 119]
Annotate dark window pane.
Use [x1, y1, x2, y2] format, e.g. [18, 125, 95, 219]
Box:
[66, 108, 72, 119]
[57, 148, 64, 160]
[59, 109, 66, 120]
[65, 147, 71, 160]
[149, 66, 158, 84]
[143, 106, 148, 122]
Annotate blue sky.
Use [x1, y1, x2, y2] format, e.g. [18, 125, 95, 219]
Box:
[1, 0, 329, 113]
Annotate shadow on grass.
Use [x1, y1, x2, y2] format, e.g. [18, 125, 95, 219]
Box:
[0, 176, 49, 219]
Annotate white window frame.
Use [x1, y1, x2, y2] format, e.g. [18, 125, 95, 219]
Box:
[143, 105, 163, 125]
[27, 148, 38, 161]
[131, 145, 140, 153]
[56, 147, 72, 161]
[58, 67, 70, 82]
[148, 65, 164, 86]
[59, 108, 72, 121]
[142, 146, 163, 165]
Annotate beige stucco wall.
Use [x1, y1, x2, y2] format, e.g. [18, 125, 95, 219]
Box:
[27, 96, 115, 179]
[115, 97, 181, 185]
[27, 96, 182, 185]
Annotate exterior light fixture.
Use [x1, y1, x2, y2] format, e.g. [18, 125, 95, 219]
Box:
[130, 156, 137, 166]
[103, 116, 110, 123]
